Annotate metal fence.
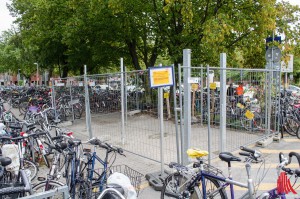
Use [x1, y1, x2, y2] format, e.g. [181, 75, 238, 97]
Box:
[50, 51, 281, 169]
[179, 50, 280, 164]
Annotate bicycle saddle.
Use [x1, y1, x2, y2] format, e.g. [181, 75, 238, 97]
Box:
[187, 148, 209, 158]
[87, 137, 101, 146]
[68, 139, 81, 146]
[0, 157, 12, 167]
[219, 152, 241, 163]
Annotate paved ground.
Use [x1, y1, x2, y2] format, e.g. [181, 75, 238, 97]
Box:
[67, 117, 300, 199]
[7, 104, 300, 198]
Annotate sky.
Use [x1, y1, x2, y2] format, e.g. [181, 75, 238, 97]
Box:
[0, 0, 300, 33]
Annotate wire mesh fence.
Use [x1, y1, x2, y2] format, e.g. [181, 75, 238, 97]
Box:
[49, 60, 280, 168]
[184, 66, 279, 157]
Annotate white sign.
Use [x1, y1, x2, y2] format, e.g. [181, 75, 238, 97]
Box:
[281, 54, 293, 73]
[79, 82, 83, 87]
[188, 77, 199, 84]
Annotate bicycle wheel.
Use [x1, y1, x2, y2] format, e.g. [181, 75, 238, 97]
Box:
[23, 159, 38, 181]
[32, 180, 64, 199]
[161, 172, 227, 199]
[285, 116, 298, 136]
[240, 111, 262, 131]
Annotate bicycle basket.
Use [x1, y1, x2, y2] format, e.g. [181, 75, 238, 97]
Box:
[97, 165, 143, 195]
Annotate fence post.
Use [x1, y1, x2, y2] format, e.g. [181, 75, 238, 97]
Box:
[207, 65, 211, 165]
[200, 66, 203, 126]
[219, 53, 227, 152]
[182, 49, 191, 166]
[172, 64, 181, 164]
[125, 66, 128, 123]
[84, 65, 93, 139]
[178, 64, 185, 165]
[120, 58, 125, 145]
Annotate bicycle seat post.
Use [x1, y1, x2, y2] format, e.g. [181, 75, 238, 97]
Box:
[227, 161, 232, 179]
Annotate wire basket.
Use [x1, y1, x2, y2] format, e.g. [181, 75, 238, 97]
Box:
[74, 165, 143, 199]
[98, 164, 143, 195]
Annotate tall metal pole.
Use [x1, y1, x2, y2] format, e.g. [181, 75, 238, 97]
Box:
[172, 64, 181, 164]
[207, 65, 211, 165]
[183, 49, 191, 166]
[219, 53, 227, 152]
[158, 63, 165, 176]
[84, 65, 93, 139]
[178, 64, 184, 165]
[120, 58, 125, 145]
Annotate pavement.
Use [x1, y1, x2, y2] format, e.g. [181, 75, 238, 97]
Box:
[6, 104, 300, 198]
[68, 117, 300, 199]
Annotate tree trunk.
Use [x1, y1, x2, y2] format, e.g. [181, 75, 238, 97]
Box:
[126, 40, 141, 70]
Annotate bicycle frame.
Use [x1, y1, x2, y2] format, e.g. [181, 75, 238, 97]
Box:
[85, 150, 109, 192]
[189, 166, 286, 199]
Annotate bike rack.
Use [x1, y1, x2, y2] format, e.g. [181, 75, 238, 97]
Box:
[20, 185, 70, 199]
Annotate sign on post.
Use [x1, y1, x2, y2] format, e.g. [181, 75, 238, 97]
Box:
[149, 66, 174, 88]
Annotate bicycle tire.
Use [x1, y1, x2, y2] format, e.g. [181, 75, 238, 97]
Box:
[285, 116, 298, 136]
[161, 172, 227, 199]
[296, 125, 300, 139]
[23, 159, 38, 181]
[32, 180, 64, 198]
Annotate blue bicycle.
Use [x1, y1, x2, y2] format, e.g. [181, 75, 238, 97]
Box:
[80, 137, 125, 195]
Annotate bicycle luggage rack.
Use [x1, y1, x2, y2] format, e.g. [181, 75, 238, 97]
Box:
[20, 185, 70, 199]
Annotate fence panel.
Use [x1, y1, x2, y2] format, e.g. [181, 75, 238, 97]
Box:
[124, 69, 179, 163]
[185, 66, 279, 157]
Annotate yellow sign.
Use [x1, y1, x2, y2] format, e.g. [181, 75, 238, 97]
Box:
[209, 82, 216, 90]
[191, 84, 198, 91]
[149, 66, 174, 88]
[164, 92, 170, 99]
[153, 70, 170, 85]
[245, 110, 254, 120]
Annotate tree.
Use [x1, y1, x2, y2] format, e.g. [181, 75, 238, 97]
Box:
[2, 0, 299, 77]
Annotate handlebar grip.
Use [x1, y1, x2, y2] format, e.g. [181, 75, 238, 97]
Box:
[0, 186, 25, 195]
[239, 152, 251, 156]
[295, 169, 300, 177]
[240, 146, 255, 154]
[288, 152, 300, 166]
[68, 139, 74, 145]
[279, 152, 284, 163]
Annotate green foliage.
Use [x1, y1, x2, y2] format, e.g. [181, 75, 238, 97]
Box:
[0, 0, 299, 76]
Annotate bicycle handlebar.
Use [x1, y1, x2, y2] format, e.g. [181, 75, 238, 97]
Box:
[240, 146, 255, 154]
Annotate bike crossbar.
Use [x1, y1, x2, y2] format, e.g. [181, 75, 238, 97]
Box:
[20, 185, 70, 199]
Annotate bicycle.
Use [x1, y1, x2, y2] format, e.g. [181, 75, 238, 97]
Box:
[32, 137, 68, 197]
[0, 136, 35, 198]
[63, 138, 89, 199]
[80, 137, 125, 194]
[161, 146, 300, 199]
